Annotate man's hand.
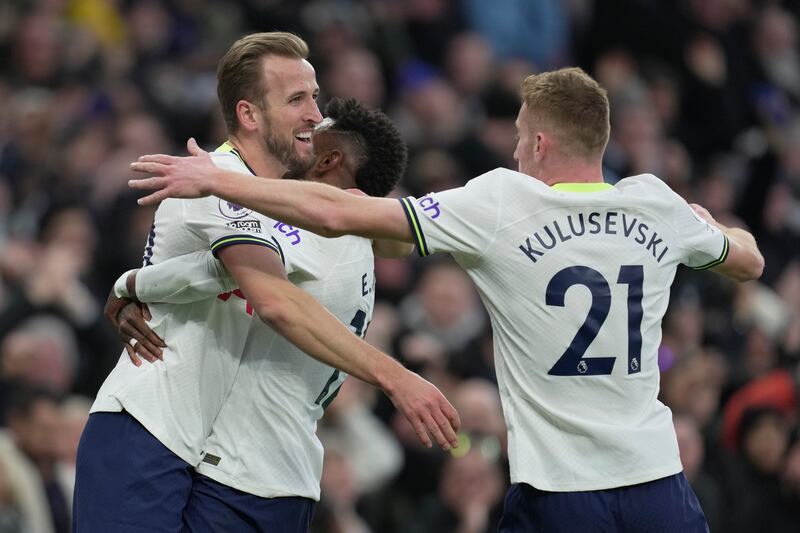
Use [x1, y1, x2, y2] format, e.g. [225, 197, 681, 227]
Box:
[118, 302, 167, 366]
[104, 288, 166, 366]
[384, 368, 461, 450]
[129, 138, 216, 205]
[690, 203, 716, 225]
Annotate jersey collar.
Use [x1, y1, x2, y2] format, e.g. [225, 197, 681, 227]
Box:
[551, 182, 614, 193]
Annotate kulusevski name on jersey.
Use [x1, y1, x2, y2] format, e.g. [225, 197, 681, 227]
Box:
[517, 210, 669, 264]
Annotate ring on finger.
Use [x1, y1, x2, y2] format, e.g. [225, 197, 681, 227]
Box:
[128, 338, 138, 348]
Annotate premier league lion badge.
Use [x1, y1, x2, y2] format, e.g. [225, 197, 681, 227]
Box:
[219, 199, 253, 220]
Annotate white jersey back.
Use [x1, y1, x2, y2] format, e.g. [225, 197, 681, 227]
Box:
[92, 148, 283, 465]
[195, 226, 376, 500]
[400, 169, 728, 491]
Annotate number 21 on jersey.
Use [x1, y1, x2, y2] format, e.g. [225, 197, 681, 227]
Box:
[546, 265, 643, 376]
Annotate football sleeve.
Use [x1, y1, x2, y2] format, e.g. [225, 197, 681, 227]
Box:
[671, 197, 729, 270]
[181, 195, 287, 267]
[398, 170, 502, 262]
[115, 251, 235, 304]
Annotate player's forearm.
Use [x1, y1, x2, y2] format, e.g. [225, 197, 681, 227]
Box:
[211, 171, 352, 235]
[252, 279, 404, 392]
[713, 224, 765, 281]
[726, 227, 764, 279]
[114, 252, 233, 304]
[212, 170, 412, 242]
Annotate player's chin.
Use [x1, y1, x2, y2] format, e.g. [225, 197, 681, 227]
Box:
[293, 137, 313, 156]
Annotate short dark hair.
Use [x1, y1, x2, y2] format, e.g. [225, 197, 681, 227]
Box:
[324, 98, 408, 197]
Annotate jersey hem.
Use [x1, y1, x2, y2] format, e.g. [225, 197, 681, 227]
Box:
[510, 462, 683, 492]
[93, 400, 201, 467]
[195, 464, 321, 501]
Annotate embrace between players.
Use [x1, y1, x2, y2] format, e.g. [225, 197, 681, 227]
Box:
[75, 32, 764, 533]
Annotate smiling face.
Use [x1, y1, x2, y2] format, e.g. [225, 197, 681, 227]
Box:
[257, 55, 322, 171]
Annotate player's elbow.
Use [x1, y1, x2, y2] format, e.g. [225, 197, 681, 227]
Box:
[738, 252, 765, 282]
[253, 297, 294, 333]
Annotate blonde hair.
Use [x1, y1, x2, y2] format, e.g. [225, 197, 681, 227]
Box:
[217, 32, 310, 133]
[520, 67, 610, 159]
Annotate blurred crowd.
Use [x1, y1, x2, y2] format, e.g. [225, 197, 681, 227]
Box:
[1, 0, 800, 532]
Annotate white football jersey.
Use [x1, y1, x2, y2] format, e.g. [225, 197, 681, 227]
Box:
[92, 144, 283, 466]
[400, 169, 728, 491]
[195, 228, 376, 500]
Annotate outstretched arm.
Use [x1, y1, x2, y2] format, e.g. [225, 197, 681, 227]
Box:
[129, 139, 412, 243]
[219, 244, 460, 450]
[690, 204, 764, 282]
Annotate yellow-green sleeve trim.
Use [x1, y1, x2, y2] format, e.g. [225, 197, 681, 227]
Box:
[551, 182, 614, 192]
[210, 234, 284, 264]
[690, 234, 729, 270]
[398, 198, 430, 257]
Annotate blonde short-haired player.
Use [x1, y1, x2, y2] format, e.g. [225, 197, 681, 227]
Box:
[130, 67, 764, 532]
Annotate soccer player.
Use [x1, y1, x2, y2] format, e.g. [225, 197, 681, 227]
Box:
[75, 33, 458, 533]
[106, 97, 422, 532]
[130, 67, 765, 532]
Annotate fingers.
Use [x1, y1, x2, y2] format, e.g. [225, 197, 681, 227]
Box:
[133, 340, 160, 364]
[118, 316, 163, 359]
[443, 401, 462, 435]
[124, 343, 142, 367]
[130, 162, 169, 175]
[137, 154, 178, 165]
[408, 413, 433, 449]
[187, 137, 207, 156]
[432, 406, 460, 449]
[137, 189, 171, 206]
[128, 175, 167, 189]
[421, 411, 452, 451]
[405, 402, 460, 451]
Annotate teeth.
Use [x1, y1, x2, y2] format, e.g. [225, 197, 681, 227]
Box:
[295, 131, 311, 140]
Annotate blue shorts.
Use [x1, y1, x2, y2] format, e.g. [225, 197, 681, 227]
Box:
[73, 411, 194, 533]
[499, 472, 708, 533]
[183, 473, 314, 533]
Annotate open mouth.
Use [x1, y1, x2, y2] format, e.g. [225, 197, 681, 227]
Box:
[294, 131, 312, 144]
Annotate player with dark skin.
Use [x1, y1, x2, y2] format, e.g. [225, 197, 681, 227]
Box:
[105, 97, 412, 365]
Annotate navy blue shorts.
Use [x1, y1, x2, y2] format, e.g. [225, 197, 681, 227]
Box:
[499, 472, 708, 533]
[183, 473, 314, 533]
[73, 411, 194, 533]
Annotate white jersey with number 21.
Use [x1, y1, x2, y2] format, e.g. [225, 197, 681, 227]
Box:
[399, 169, 728, 492]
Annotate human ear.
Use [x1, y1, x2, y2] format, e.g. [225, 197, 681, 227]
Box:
[235, 101, 260, 132]
[319, 149, 342, 171]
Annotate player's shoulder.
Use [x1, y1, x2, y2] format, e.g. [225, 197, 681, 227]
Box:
[463, 167, 545, 198]
[616, 173, 687, 205]
[615, 173, 673, 195]
[468, 167, 534, 186]
[210, 151, 247, 172]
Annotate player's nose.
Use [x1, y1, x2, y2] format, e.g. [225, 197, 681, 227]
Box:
[305, 99, 323, 125]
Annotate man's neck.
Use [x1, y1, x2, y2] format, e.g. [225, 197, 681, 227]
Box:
[227, 134, 286, 179]
[541, 158, 604, 186]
